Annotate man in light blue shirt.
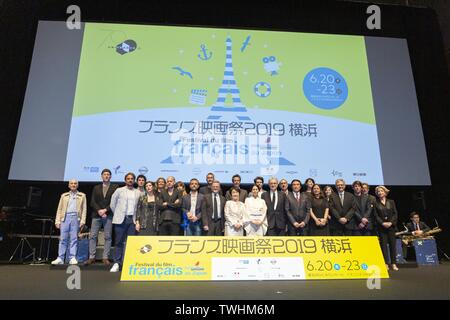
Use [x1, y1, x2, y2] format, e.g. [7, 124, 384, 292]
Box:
[109, 173, 141, 272]
[52, 179, 87, 265]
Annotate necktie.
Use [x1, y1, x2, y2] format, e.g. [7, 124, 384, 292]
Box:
[340, 193, 344, 206]
[213, 193, 218, 220]
[416, 223, 420, 231]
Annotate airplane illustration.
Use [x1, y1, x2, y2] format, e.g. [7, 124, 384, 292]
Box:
[172, 66, 193, 79]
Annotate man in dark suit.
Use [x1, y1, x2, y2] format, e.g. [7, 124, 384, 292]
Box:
[362, 183, 377, 205]
[352, 181, 375, 236]
[225, 174, 248, 202]
[199, 172, 223, 196]
[330, 179, 356, 236]
[406, 211, 431, 235]
[279, 179, 289, 196]
[202, 180, 226, 236]
[362, 182, 377, 236]
[87, 169, 118, 266]
[285, 179, 310, 236]
[159, 176, 183, 236]
[262, 177, 287, 236]
[181, 178, 205, 236]
[254, 176, 266, 198]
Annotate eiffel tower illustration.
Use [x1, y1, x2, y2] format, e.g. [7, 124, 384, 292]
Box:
[208, 36, 251, 121]
[161, 35, 296, 166]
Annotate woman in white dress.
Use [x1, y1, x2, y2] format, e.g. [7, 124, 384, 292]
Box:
[224, 187, 245, 236]
[244, 185, 268, 236]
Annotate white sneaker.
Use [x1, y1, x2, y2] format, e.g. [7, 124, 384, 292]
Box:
[51, 257, 64, 265]
[110, 263, 120, 272]
[69, 257, 78, 265]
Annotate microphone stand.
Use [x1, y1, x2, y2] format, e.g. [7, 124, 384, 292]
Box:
[434, 219, 450, 261]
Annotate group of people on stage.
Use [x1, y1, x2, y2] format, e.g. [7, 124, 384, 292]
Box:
[51, 170, 426, 273]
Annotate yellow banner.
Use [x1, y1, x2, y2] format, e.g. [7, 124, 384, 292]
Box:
[121, 236, 389, 281]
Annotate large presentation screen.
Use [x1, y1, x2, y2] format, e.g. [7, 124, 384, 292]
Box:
[9, 21, 431, 185]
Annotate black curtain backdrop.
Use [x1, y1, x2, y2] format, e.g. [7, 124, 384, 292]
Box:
[0, 0, 449, 254]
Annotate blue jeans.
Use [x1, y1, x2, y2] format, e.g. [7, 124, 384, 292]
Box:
[185, 221, 202, 236]
[58, 213, 79, 261]
[89, 216, 113, 259]
[113, 216, 136, 265]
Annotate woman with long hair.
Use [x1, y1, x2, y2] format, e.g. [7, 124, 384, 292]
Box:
[136, 181, 161, 236]
[303, 178, 315, 199]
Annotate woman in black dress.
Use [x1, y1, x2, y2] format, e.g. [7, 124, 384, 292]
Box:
[323, 185, 334, 222]
[136, 181, 160, 236]
[374, 185, 399, 271]
[302, 178, 315, 200]
[309, 184, 330, 236]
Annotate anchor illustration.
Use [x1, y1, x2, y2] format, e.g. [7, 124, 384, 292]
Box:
[197, 44, 212, 60]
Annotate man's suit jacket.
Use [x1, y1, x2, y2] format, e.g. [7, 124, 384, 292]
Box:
[406, 221, 431, 233]
[90, 183, 118, 217]
[202, 193, 226, 231]
[330, 192, 356, 230]
[55, 191, 87, 225]
[110, 186, 141, 225]
[225, 188, 248, 202]
[262, 190, 287, 229]
[159, 189, 183, 224]
[181, 193, 206, 219]
[285, 191, 311, 226]
[353, 194, 374, 230]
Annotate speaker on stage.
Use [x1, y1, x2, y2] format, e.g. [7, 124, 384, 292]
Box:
[26, 187, 42, 209]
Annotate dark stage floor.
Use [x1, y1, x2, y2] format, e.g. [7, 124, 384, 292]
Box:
[0, 262, 449, 300]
